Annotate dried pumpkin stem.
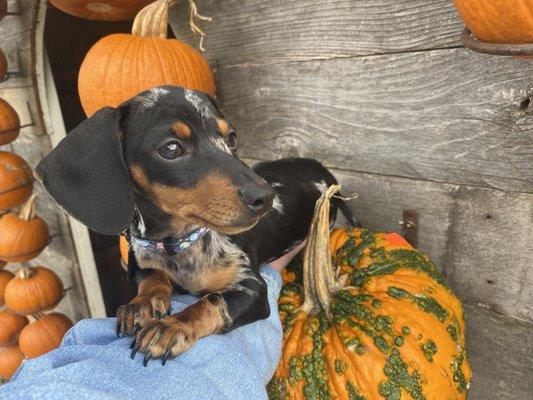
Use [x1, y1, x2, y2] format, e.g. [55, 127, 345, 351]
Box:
[15, 266, 34, 279]
[18, 194, 36, 221]
[132, 0, 212, 50]
[132, 0, 170, 38]
[300, 185, 343, 317]
[32, 311, 44, 320]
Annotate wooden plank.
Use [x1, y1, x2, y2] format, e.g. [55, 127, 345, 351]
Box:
[219, 48, 533, 192]
[446, 187, 533, 322]
[169, 0, 463, 65]
[464, 305, 533, 400]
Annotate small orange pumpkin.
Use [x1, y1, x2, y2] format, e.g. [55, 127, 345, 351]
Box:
[19, 312, 72, 358]
[0, 269, 14, 304]
[50, 0, 154, 21]
[78, 0, 215, 116]
[0, 99, 20, 146]
[0, 151, 33, 211]
[0, 345, 24, 379]
[0, 195, 50, 263]
[0, 49, 7, 81]
[453, 0, 533, 44]
[4, 266, 63, 315]
[0, 311, 28, 346]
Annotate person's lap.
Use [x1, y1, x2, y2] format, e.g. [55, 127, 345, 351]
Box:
[0, 267, 283, 400]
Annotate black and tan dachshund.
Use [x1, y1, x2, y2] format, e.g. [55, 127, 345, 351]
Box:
[36, 86, 358, 365]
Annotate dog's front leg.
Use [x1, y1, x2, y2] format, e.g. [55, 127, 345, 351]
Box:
[116, 269, 172, 337]
[131, 275, 269, 365]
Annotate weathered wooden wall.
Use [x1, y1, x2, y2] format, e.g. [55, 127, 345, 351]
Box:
[0, 0, 90, 320]
[170, 1, 533, 398]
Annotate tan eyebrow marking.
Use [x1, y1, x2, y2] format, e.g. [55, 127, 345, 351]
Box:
[217, 119, 230, 137]
[171, 121, 191, 139]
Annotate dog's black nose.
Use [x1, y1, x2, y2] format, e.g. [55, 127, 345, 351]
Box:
[238, 185, 274, 215]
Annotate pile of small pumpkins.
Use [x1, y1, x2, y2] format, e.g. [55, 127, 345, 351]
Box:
[0, 10, 71, 376]
[268, 186, 471, 400]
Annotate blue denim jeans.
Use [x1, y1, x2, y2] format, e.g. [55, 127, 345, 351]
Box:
[0, 266, 283, 400]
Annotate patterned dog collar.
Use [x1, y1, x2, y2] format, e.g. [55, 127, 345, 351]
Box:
[131, 227, 210, 256]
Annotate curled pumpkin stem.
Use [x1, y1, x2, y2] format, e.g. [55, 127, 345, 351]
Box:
[133, 0, 212, 51]
[300, 184, 345, 318]
[132, 0, 169, 38]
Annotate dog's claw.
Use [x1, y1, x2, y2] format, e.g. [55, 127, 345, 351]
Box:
[143, 354, 151, 367]
[133, 323, 141, 335]
[130, 338, 137, 349]
[162, 350, 171, 366]
[166, 309, 171, 317]
[131, 343, 139, 359]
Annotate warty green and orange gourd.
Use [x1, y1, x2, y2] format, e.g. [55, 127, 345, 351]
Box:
[268, 185, 471, 400]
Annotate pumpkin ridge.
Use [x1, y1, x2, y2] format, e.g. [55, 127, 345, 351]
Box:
[173, 41, 194, 89]
[152, 38, 170, 85]
[120, 36, 139, 108]
[107, 35, 129, 112]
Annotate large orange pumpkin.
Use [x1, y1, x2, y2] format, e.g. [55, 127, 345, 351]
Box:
[50, 0, 154, 21]
[0, 195, 50, 263]
[78, 0, 216, 116]
[0, 49, 7, 81]
[0, 151, 33, 211]
[4, 266, 63, 315]
[453, 0, 533, 44]
[19, 312, 73, 358]
[0, 269, 14, 304]
[0, 311, 28, 346]
[268, 186, 471, 400]
[0, 345, 24, 379]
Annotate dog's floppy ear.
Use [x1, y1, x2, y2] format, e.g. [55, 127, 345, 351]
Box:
[36, 107, 134, 235]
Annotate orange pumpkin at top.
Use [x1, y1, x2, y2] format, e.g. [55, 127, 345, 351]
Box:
[78, 0, 216, 116]
[0, 99, 20, 146]
[0, 195, 50, 263]
[49, 0, 154, 21]
[453, 0, 533, 44]
[0, 151, 33, 212]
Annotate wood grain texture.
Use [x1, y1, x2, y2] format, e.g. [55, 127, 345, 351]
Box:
[169, 0, 463, 65]
[464, 305, 533, 400]
[220, 48, 533, 192]
[446, 186, 533, 322]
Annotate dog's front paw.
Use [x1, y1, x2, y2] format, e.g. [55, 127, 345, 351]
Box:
[116, 292, 171, 337]
[130, 318, 198, 366]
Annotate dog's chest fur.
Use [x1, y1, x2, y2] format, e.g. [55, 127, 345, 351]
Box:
[131, 231, 253, 295]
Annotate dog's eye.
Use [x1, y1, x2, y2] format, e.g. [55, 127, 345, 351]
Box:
[226, 132, 237, 151]
[158, 142, 183, 160]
